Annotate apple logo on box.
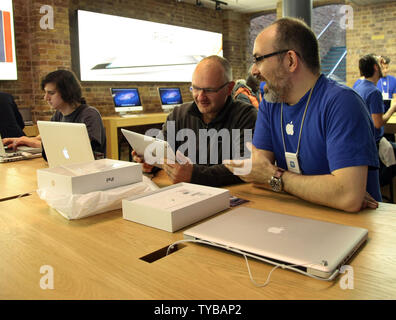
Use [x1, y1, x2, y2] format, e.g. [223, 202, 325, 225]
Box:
[62, 147, 70, 159]
[267, 227, 285, 234]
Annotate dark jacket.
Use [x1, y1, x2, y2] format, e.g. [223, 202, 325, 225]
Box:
[0, 92, 25, 138]
[161, 96, 257, 187]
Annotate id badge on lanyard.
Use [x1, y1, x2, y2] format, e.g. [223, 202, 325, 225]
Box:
[281, 80, 316, 176]
[285, 152, 302, 174]
[382, 92, 390, 100]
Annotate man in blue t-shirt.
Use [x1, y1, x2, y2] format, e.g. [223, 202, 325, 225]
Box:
[354, 54, 396, 143]
[354, 54, 396, 188]
[225, 17, 380, 212]
[377, 56, 396, 101]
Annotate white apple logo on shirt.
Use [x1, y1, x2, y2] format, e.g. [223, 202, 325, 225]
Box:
[286, 121, 294, 135]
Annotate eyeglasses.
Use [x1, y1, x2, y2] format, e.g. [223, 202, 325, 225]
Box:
[253, 49, 291, 64]
[190, 82, 230, 95]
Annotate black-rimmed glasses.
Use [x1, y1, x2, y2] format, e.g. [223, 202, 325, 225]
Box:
[253, 49, 291, 64]
[190, 82, 230, 94]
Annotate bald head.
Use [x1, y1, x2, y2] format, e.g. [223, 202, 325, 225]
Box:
[191, 55, 234, 123]
[194, 55, 232, 83]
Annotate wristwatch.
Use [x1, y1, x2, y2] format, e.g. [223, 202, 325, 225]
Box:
[269, 168, 285, 192]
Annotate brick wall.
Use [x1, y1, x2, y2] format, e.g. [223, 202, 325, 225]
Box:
[0, 0, 251, 120]
[346, 0, 396, 87]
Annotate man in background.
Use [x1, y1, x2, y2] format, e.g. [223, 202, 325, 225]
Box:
[377, 55, 396, 101]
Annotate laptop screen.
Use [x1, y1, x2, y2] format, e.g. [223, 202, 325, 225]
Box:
[158, 87, 183, 107]
[111, 88, 143, 113]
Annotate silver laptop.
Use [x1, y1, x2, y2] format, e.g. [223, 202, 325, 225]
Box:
[0, 134, 42, 163]
[37, 121, 94, 168]
[183, 207, 368, 280]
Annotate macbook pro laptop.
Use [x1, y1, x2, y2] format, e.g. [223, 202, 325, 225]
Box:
[183, 207, 368, 280]
[37, 121, 94, 168]
[0, 134, 42, 163]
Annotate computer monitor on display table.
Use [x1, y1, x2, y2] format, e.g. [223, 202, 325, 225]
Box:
[111, 88, 143, 116]
[158, 87, 183, 112]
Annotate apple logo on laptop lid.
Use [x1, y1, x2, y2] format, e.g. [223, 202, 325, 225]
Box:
[267, 227, 285, 234]
[62, 147, 70, 160]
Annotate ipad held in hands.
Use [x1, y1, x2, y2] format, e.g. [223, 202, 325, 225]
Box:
[121, 128, 175, 167]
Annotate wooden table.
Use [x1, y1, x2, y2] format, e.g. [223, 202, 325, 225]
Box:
[1, 165, 396, 300]
[385, 114, 396, 134]
[0, 157, 47, 200]
[103, 113, 168, 160]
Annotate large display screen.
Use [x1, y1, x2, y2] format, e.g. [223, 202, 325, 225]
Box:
[0, 0, 17, 80]
[77, 10, 223, 82]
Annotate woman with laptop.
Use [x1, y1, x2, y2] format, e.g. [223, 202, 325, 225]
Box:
[2, 70, 106, 158]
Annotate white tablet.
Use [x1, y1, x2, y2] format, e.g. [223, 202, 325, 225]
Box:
[121, 128, 175, 166]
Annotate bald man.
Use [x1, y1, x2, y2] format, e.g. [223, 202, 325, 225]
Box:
[133, 55, 257, 187]
[225, 17, 380, 212]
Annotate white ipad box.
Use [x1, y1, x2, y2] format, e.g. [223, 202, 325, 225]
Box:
[37, 158, 142, 195]
[122, 182, 230, 232]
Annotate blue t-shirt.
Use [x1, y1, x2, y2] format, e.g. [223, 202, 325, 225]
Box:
[354, 79, 384, 143]
[253, 74, 381, 201]
[352, 78, 363, 89]
[259, 81, 266, 99]
[377, 75, 396, 99]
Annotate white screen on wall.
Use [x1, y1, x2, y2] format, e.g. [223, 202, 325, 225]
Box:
[77, 10, 223, 82]
[0, 0, 17, 80]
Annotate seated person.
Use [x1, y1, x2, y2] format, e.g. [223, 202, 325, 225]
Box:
[3, 70, 106, 158]
[0, 92, 25, 138]
[232, 65, 262, 109]
[225, 17, 380, 213]
[133, 55, 257, 187]
[354, 54, 396, 188]
[352, 53, 377, 90]
[354, 54, 396, 146]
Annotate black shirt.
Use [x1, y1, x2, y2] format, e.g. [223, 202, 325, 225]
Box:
[0, 92, 25, 138]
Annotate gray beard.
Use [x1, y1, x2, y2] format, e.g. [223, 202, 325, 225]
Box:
[264, 88, 281, 103]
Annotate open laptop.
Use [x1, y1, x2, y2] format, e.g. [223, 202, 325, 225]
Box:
[37, 121, 94, 168]
[184, 207, 368, 280]
[158, 87, 183, 113]
[0, 134, 42, 163]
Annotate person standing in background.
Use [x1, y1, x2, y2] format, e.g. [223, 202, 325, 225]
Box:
[377, 56, 396, 100]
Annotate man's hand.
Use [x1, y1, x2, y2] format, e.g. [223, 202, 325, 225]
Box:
[223, 142, 277, 185]
[361, 192, 379, 210]
[131, 150, 154, 173]
[163, 151, 193, 184]
[2, 136, 42, 150]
